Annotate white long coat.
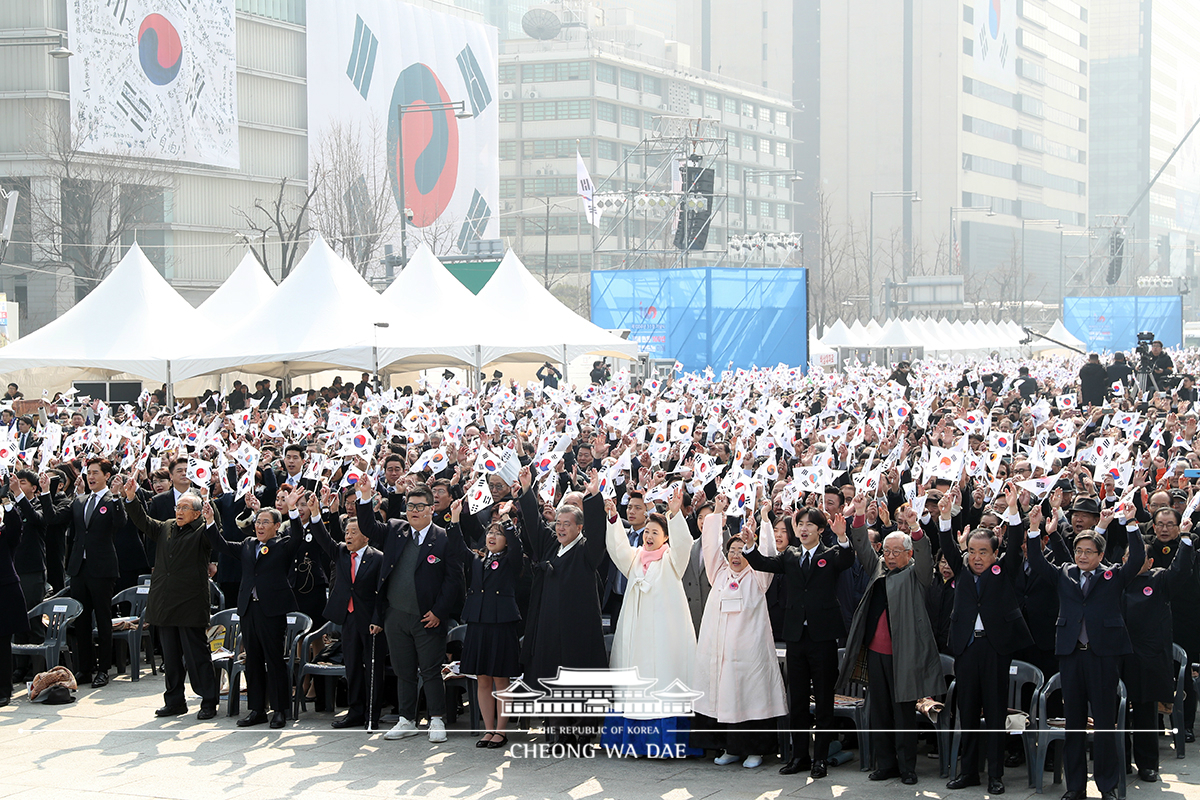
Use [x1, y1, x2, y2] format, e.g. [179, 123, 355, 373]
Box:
[692, 512, 788, 723]
[607, 512, 696, 719]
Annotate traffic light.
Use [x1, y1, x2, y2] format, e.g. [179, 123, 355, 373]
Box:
[1107, 231, 1124, 285]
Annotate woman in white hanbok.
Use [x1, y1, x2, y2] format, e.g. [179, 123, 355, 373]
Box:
[601, 485, 699, 756]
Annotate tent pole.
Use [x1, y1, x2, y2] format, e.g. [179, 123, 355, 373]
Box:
[165, 361, 174, 406]
[562, 345, 568, 386]
[474, 345, 481, 391]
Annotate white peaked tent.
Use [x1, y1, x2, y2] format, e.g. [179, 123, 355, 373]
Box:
[377, 244, 478, 370]
[174, 237, 405, 380]
[819, 319, 860, 348]
[0, 243, 204, 382]
[198, 251, 277, 328]
[475, 250, 638, 367]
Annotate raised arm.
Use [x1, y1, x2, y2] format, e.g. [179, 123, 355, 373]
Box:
[703, 495, 737, 582]
[605, 498, 637, 579]
[665, 487, 693, 578]
[304, 494, 338, 561]
[355, 478, 386, 548]
[122, 477, 168, 541]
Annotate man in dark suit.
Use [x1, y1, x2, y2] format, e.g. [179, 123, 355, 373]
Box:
[66, 458, 126, 688]
[602, 489, 643, 627]
[15, 416, 39, 451]
[939, 490, 1033, 794]
[1026, 499, 1146, 800]
[357, 478, 461, 743]
[744, 505, 854, 779]
[204, 491, 302, 728]
[307, 494, 384, 729]
[276, 443, 315, 491]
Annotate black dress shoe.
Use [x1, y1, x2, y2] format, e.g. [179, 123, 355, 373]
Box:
[269, 711, 286, 729]
[1187, 729, 1196, 744]
[331, 715, 365, 729]
[155, 704, 188, 717]
[0, 697, 10, 708]
[901, 772, 918, 785]
[197, 707, 217, 721]
[988, 778, 1005, 794]
[947, 775, 981, 790]
[780, 756, 812, 775]
[74, 672, 91, 685]
[486, 734, 509, 749]
[237, 710, 268, 727]
[870, 767, 902, 781]
[1060, 791, 1086, 800]
[1137, 768, 1159, 783]
[1099, 791, 1116, 800]
[1004, 752, 1024, 768]
[810, 760, 828, 779]
[91, 672, 109, 688]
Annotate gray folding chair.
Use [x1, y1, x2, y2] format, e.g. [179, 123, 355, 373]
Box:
[108, 586, 154, 681]
[12, 598, 83, 671]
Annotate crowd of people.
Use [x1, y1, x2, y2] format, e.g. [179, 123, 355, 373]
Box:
[1, 344, 1199, 799]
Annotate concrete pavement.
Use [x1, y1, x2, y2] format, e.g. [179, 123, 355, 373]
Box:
[1, 672, 1197, 800]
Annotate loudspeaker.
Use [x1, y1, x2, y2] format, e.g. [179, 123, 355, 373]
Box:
[674, 166, 714, 251]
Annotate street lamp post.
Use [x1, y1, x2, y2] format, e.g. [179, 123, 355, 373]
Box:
[395, 100, 472, 270]
[949, 205, 994, 277]
[869, 190, 921, 319]
[372, 321, 390, 392]
[0, 32, 72, 58]
[1019, 219, 1060, 328]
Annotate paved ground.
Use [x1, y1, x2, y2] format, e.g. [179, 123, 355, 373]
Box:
[1, 672, 1197, 800]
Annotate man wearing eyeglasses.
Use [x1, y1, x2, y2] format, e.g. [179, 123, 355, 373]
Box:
[357, 479, 463, 743]
[1025, 498, 1146, 800]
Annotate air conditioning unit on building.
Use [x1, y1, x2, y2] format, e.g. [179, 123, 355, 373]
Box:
[547, 167, 560, 175]
[501, 88, 514, 99]
[524, 88, 540, 99]
[535, 168, 547, 175]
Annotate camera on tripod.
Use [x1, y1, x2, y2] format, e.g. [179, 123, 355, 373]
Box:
[1134, 331, 1155, 373]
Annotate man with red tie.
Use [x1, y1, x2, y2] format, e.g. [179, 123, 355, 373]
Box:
[305, 493, 384, 729]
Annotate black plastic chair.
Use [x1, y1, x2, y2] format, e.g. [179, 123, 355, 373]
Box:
[12, 598, 83, 670]
[947, 659, 1043, 785]
[208, 608, 242, 715]
[227, 611, 311, 716]
[444, 624, 482, 731]
[831, 646, 872, 771]
[294, 621, 345, 719]
[1171, 644, 1188, 758]
[1031, 673, 1127, 799]
[108, 586, 154, 681]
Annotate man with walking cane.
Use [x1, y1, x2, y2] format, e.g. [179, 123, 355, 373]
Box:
[304, 493, 384, 729]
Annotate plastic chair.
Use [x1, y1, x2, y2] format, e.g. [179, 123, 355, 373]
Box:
[444, 624, 482, 731]
[108, 586, 154, 681]
[137, 574, 152, 586]
[604, 633, 615, 660]
[227, 611, 310, 716]
[1031, 673, 1127, 799]
[208, 608, 242, 715]
[294, 621, 345, 719]
[934, 653, 957, 778]
[1171, 644, 1188, 758]
[12, 598, 83, 670]
[208, 581, 225, 615]
[831, 647, 872, 771]
[947, 659, 1043, 785]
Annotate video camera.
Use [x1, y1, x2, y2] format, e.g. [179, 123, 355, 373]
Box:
[1134, 331, 1155, 372]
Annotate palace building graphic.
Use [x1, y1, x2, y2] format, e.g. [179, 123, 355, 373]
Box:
[493, 667, 704, 718]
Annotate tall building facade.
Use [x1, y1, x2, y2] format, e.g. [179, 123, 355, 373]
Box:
[1090, 0, 1200, 302]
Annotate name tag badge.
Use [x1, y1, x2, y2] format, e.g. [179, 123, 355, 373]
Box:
[720, 596, 743, 614]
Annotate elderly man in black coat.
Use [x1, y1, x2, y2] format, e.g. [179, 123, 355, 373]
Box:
[0, 497, 24, 707]
[123, 478, 219, 720]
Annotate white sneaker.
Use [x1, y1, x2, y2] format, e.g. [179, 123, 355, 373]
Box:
[383, 717, 419, 740]
[714, 752, 740, 766]
[742, 755, 763, 769]
[428, 716, 447, 743]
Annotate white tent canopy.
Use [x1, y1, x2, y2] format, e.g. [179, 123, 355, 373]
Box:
[0, 243, 206, 383]
[174, 237, 408, 380]
[197, 251, 277, 329]
[377, 244, 480, 371]
[1032, 319, 1086, 352]
[476, 250, 638, 366]
[819, 319, 861, 348]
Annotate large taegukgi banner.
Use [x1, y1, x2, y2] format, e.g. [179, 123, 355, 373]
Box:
[306, 0, 499, 255]
[66, 0, 239, 168]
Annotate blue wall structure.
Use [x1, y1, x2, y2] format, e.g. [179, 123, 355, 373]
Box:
[591, 267, 808, 371]
[1063, 295, 1183, 352]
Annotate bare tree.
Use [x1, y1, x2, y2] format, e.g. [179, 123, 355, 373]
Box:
[406, 212, 461, 259]
[310, 117, 399, 278]
[25, 108, 171, 299]
[233, 172, 319, 281]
